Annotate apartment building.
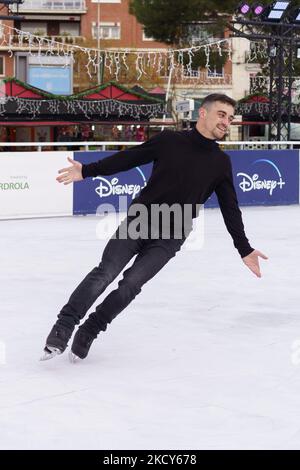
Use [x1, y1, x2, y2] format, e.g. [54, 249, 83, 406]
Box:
[0, 0, 166, 93]
[1, 1, 237, 92]
[0, 0, 87, 93]
[85, 0, 165, 49]
[95, 1, 236, 130]
[1, 0, 255, 141]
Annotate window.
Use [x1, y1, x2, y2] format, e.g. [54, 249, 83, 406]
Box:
[143, 29, 154, 41]
[59, 22, 80, 36]
[159, 57, 172, 77]
[0, 56, 4, 76]
[188, 24, 223, 45]
[207, 65, 224, 78]
[249, 124, 265, 138]
[15, 53, 28, 82]
[92, 22, 120, 40]
[20, 22, 47, 36]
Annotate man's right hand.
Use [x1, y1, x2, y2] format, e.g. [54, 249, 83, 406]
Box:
[242, 249, 268, 278]
[56, 157, 83, 185]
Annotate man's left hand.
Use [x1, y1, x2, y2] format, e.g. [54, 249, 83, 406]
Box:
[242, 250, 268, 278]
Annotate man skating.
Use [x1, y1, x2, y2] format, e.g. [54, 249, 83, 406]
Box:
[41, 94, 267, 362]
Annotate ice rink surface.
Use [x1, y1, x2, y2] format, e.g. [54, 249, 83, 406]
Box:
[0, 205, 300, 450]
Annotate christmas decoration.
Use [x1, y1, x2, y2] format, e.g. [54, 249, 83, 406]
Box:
[0, 23, 232, 81]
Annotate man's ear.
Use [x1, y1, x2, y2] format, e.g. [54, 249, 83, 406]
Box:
[199, 107, 206, 119]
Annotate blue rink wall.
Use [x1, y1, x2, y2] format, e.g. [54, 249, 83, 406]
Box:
[73, 150, 300, 215]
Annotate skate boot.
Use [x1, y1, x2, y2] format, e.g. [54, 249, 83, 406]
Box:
[69, 329, 96, 363]
[40, 323, 74, 361]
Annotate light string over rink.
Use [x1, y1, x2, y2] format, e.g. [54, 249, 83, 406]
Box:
[0, 24, 232, 81]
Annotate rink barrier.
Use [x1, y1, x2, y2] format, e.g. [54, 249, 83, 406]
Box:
[0, 151, 73, 219]
[73, 149, 300, 214]
[0, 144, 299, 219]
[206, 149, 299, 208]
[0, 141, 299, 150]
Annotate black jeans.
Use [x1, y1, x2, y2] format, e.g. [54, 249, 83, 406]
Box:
[57, 217, 186, 336]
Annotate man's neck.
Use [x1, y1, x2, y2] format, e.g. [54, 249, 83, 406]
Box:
[195, 123, 216, 141]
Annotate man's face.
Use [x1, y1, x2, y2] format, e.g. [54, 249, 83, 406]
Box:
[198, 101, 235, 140]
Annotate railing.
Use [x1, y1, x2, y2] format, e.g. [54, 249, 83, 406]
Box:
[0, 141, 298, 152]
[250, 75, 300, 94]
[11, 0, 86, 11]
[220, 141, 296, 150]
[3, 35, 85, 48]
[207, 71, 225, 78]
[163, 69, 232, 85]
[182, 69, 228, 79]
[182, 69, 201, 78]
[245, 51, 260, 63]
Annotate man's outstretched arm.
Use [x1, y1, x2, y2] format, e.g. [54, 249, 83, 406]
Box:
[56, 132, 168, 185]
[215, 159, 268, 277]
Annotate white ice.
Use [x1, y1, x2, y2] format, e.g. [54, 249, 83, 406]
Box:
[0, 205, 300, 450]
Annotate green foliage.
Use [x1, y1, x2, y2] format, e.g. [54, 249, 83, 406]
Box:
[182, 48, 228, 69]
[129, 0, 236, 68]
[129, 0, 237, 46]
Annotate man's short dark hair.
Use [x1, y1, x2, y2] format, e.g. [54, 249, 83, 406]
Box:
[201, 94, 236, 110]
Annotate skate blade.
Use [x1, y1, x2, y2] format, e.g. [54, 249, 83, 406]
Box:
[40, 346, 62, 361]
[68, 351, 81, 363]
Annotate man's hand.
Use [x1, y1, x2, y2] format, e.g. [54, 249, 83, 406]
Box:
[242, 250, 268, 278]
[56, 157, 83, 185]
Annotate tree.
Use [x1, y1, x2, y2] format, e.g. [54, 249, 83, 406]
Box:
[129, 0, 238, 70]
[129, 0, 238, 46]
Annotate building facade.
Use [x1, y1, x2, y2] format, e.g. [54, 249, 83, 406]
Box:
[0, 0, 262, 141]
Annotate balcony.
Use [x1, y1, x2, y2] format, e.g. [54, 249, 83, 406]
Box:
[0, 34, 86, 51]
[11, 0, 86, 13]
[181, 69, 232, 85]
[250, 75, 300, 101]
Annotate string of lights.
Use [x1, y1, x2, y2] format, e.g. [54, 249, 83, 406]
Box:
[0, 23, 232, 81]
[0, 96, 166, 120]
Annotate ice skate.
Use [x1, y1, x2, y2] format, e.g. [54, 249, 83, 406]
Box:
[40, 323, 74, 361]
[40, 346, 62, 361]
[70, 329, 96, 361]
[68, 350, 81, 363]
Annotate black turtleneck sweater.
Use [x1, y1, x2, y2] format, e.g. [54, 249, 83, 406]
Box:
[82, 128, 253, 258]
